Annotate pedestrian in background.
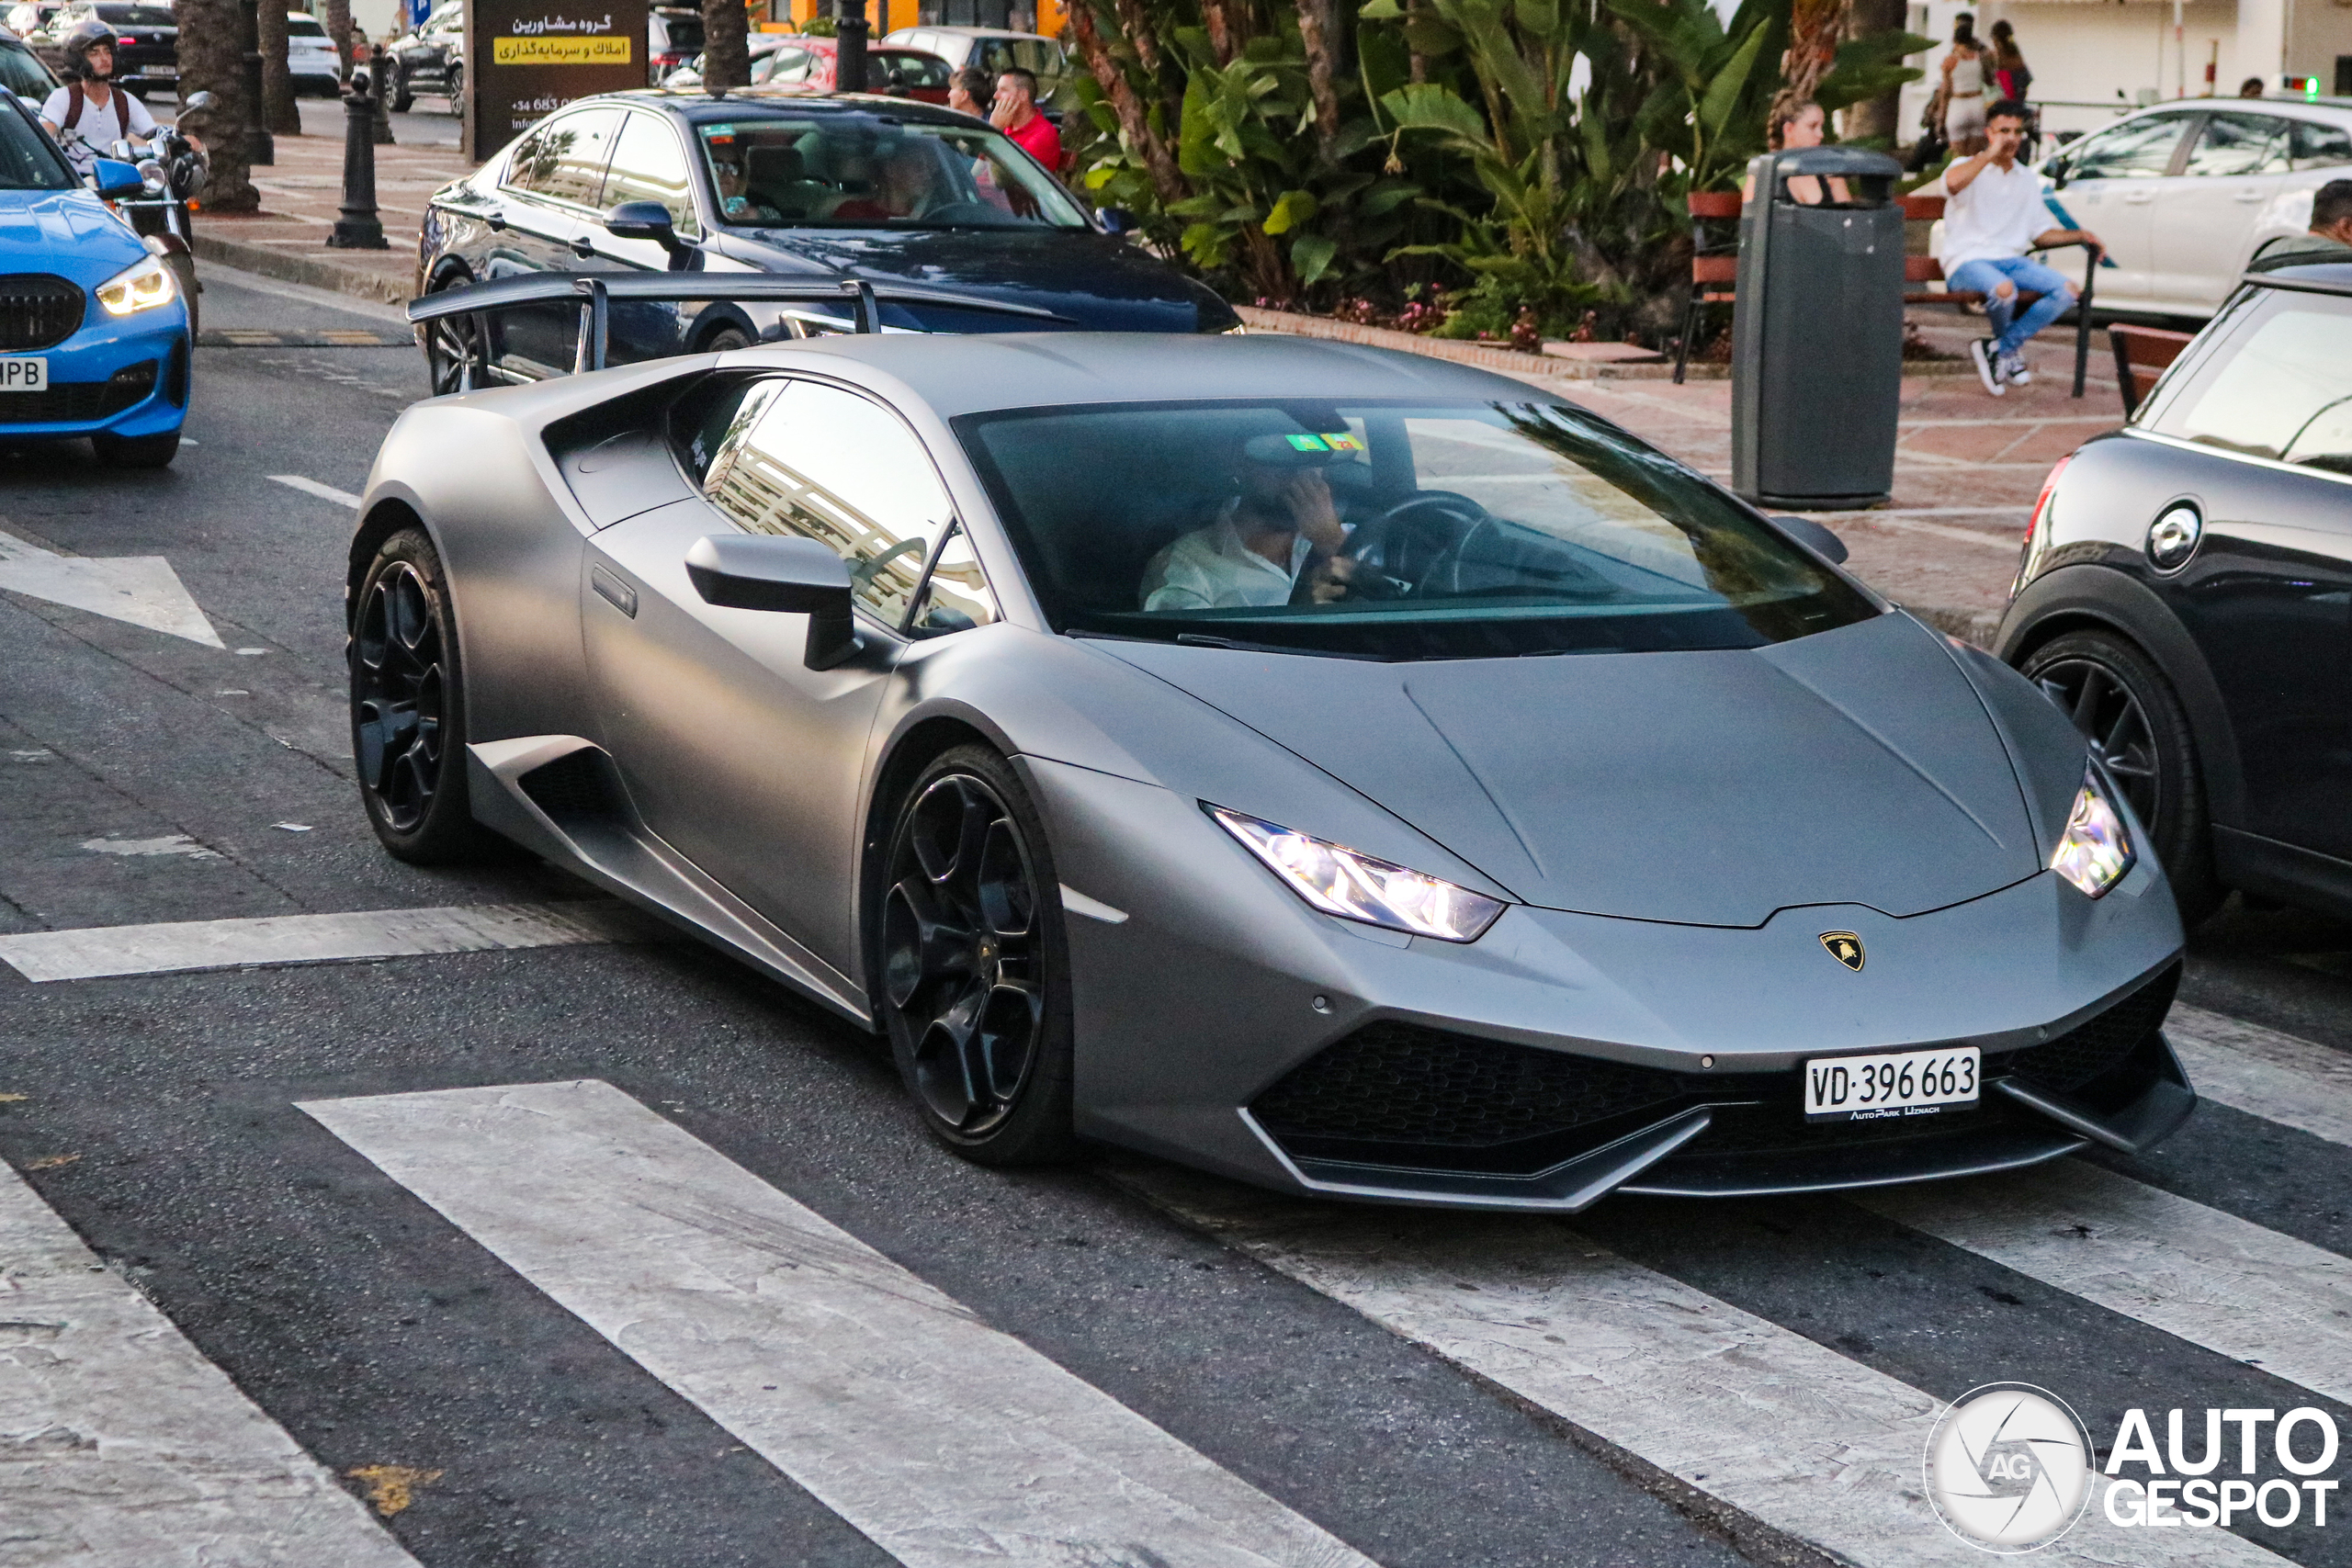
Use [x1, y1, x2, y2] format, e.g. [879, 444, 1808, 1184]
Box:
[989, 67, 1060, 172]
[1746, 96, 1851, 205]
[947, 65, 989, 120]
[1940, 13, 1993, 157]
[1988, 21, 2030, 101]
[1943, 97, 2102, 395]
[2240, 76, 2267, 97]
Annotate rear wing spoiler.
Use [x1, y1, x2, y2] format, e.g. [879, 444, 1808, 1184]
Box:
[406, 272, 1070, 378]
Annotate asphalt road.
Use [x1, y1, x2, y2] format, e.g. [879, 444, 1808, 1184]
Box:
[5, 264, 2352, 1568]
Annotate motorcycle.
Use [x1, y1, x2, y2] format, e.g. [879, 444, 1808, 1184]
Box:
[104, 89, 211, 335]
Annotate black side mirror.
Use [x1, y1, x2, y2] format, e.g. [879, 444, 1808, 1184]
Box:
[1097, 205, 1138, 235]
[605, 199, 695, 267]
[1770, 514, 1849, 565]
[684, 535, 861, 670]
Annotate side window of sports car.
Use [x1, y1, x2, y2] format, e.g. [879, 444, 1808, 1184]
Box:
[702, 378, 963, 626]
[907, 523, 999, 637]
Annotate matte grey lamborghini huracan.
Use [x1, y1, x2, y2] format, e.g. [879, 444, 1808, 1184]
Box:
[348, 330, 2194, 1211]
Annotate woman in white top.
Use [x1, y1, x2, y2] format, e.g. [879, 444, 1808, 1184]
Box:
[39, 20, 157, 179]
[1940, 13, 1991, 156]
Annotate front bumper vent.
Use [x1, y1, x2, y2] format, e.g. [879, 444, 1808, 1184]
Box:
[0, 361, 158, 426]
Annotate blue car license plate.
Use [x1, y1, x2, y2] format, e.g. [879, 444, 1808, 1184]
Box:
[0, 357, 48, 391]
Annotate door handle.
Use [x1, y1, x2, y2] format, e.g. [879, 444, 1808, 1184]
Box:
[486, 213, 505, 231]
[2122, 191, 2155, 203]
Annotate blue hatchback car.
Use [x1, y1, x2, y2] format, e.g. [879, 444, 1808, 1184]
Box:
[0, 85, 188, 466]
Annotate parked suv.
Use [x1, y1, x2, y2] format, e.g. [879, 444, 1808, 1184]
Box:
[2035, 96, 2352, 319]
[880, 25, 1062, 96]
[646, 6, 699, 86]
[384, 3, 461, 112]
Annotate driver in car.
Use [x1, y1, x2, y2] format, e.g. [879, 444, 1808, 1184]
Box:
[1141, 435, 1353, 611]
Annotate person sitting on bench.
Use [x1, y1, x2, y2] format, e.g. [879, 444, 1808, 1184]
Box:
[1942, 98, 2103, 397]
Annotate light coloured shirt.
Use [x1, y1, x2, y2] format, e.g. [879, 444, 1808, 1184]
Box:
[1141, 509, 1313, 612]
[40, 85, 156, 176]
[1940, 158, 2051, 271]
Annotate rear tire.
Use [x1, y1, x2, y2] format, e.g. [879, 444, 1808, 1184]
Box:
[422, 271, 488, 396]
[700, 326, 751, 354]
[2021, 628, 2221, 924]
[350, 527, 496, 863]
[876, 745, 1078, 1167]
[389, 64, 415, 111]
[90, 430, 178, 468]
[442, 62, 462, 113]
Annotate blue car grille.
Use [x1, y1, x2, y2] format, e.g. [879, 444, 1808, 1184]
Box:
[0, 274, 86, 352]
[0, 360, 158, 424]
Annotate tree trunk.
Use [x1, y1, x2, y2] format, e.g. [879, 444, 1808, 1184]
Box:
[1105, 0, 1180, 136]
[1781, 0, 1845, 107]
[1202, 0, 1236, 64]
[1069, 0, 1184, 205]
[257, 0, 299, 134]
[1293, 0, 1340, 163]
[324, 0, 353, 79]
[698, 0, 752, 90]
[173, 0, 259, 209]
[1841, 0, 1906, 144]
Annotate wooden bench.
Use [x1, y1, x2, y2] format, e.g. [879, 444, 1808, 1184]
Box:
[2109, 323, 2196, 418]
[1899, 192, 2099, 397]
[1671, 190, 1746, 384]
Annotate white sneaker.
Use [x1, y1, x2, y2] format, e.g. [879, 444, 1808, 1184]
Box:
[1971, 338, 2006, 397]
[2001, 351, 2032, 386]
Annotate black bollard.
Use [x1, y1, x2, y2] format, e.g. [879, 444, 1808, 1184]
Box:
[326, 69, 388, 249]
[834, 0, 868, 93]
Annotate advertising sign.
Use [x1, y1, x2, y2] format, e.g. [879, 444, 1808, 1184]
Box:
[464, 0, 649, 157]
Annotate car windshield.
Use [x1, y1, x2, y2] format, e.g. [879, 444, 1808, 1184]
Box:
[0, 41, 52, 98]
[0, 95, 74, 188]
[660, 13, 701, 48]
[960, 400, 1880, 660]
[697, 113, 1086, 229]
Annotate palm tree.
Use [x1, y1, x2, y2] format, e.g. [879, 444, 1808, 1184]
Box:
[698, 0, 751, 90]
[172, 0, 260, 209]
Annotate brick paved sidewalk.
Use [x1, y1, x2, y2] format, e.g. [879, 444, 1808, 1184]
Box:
[191, 127, 474, 303]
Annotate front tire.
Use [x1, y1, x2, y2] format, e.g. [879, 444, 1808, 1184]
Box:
[442, 62, 462, 113]
[877, 746, 1077, 1166]
[2022, 628, 2220, 922]
[350, 527, 492, 863]
[389, 65, 414, 112]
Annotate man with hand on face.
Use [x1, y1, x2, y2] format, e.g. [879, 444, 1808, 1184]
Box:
[1941, 97, 2101, 396]
[989, 66, 1061, 172]
[1141, 435, 1353, 612]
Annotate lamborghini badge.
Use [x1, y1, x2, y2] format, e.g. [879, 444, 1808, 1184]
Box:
[1820, 931, 1865, 971]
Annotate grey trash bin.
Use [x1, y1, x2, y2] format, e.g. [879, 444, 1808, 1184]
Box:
[1729, 146, 1906, 511]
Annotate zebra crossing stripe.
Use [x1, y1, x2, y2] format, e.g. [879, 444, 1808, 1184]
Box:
[0, 902, 641, 983]
[1862, 1161, 2352, 1407]
[0, 1159, 419, 1567]
[2166, 1005, 2352, 1151]
[1110, 1161, 2287, 1568]
[300, 1079, 1379, 1568]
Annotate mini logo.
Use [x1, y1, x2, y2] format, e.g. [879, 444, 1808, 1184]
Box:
[1820, 931, 1865, 970]
[1925, 1382, 2095, 1553]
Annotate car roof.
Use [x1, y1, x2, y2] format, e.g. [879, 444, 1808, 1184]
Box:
[892, 25, 1054, 41]
[2249, 260, 2352, 297]
[752, 332, 1557, 420]
[615, 88, 976, 128]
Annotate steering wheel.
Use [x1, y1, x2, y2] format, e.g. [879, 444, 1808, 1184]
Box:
[1339, 491, 1487, 596]
[1416, 513, 1620, 603]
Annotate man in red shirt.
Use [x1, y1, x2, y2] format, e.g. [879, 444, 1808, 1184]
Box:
[990, 68, 1062, 172]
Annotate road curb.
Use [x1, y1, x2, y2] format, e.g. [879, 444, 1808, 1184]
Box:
[191, 233, 415, 312]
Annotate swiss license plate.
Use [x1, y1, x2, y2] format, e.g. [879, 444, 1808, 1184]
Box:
[1804, 1045, 1979, 1122]
[0, 357, 48, 392]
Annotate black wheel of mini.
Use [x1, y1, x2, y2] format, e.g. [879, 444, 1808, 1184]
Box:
[422, 273, 487, 396]
[878, 746, 1077, 1166]
[2022, 628, 2220, 922]
[350, 527, 492, 863]
[700, 326, 751, 354]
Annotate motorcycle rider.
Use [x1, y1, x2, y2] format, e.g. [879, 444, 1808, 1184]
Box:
[39, 19, 156, 179]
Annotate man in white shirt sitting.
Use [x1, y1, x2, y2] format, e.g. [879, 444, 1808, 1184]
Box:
[1941, 98, 2101, 396]
[38, 21, 157, 180]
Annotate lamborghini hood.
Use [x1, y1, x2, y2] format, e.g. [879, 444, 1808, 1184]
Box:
[1096, 612, 2046, 928]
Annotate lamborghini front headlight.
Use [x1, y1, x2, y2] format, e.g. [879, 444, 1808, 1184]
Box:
[2050, 766, 2135, 898]
[95, 254, 176, 317]
[1209, 806, 1506, 942]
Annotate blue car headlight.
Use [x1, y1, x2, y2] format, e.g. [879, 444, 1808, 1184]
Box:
[1209, 806, 1506, 942]
[94, 254, 177, 317]
[2050, 766, 2136, 898]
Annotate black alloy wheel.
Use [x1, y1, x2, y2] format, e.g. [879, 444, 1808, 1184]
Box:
[2021, 628, 2218, 921]
[700, 327, 751, 355]
[878, 746, 1076, 1165]
[350, 529, 489, 863]
[423, 275, 488, 397]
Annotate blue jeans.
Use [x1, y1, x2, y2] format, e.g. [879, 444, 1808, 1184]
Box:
[1947, 255, 2075, 356]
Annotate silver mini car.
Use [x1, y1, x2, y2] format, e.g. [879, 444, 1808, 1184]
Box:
[349, 322, 2191, 1212]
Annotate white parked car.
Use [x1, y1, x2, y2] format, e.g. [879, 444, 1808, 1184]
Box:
[878, 24, 1062, 96]
[286, 12, 340, 95]
[2035, 96, 2352, 318]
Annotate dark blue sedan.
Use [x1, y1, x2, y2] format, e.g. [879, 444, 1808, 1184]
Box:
[413, 89, 1238, 391]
